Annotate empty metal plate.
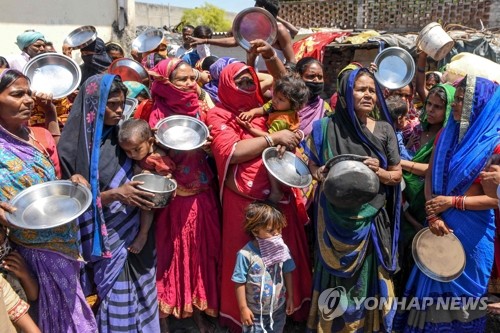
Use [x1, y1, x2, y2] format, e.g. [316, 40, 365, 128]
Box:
[262, 147, 312, 188]
[412, 227, 466, 282]
[108, 58, 149, 85]
[63, 25, 97, 49]
[132, 29, 165, 53]
[374, 47, 415, 90]
[232, 7, 278, 51]
[7, 180, 92, 230]
[155, 115, 209, 151]
[23, 53, 81, 99]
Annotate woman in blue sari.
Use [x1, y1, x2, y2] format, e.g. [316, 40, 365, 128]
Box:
[58, 74, 160, 332]
[395, 76, 500, 332]
[305, 68, 402, 332]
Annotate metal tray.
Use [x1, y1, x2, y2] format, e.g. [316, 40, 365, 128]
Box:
[23, 53, 81, 99]
[412, 227, 466, 282]
[232, 7, 278, 51]
[155, 115, 209, 151]
[374, 47, 415, 90]
[132, 29, 164, 53]
[63, 25, 97, 49]
[262, 147, 312, 188]
[7, 180, 92, 230]
[108, 58, 149, 85]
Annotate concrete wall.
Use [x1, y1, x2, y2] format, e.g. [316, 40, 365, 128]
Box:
[0, 0, 135, 59]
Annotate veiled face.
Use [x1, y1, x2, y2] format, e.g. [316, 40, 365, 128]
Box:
[170, 63, 197, 91]
[353, 74, 377, 116]
[234, 69, 256, 92]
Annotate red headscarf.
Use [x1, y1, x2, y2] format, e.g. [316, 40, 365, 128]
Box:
[149, 58, 200, 127]
[217, 62, 264, 115]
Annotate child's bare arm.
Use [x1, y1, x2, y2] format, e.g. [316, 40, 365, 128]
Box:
[284, 271, 294, 315]
[2, 252, 38, 301]
[239, 107, 265, 121]
[235, 283, 254, 326]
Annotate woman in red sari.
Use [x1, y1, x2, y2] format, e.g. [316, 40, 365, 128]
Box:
[148, 58, 221, 329]
[207, 58, 312, 332]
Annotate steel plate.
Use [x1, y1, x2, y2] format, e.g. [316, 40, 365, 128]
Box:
[232, 7, 278, 51]
[155, 115, 209, 151]
[374, 47, 415, 90]
[262, 147, 312, 188]
[132, 29, 164, 53]
[63, 25, 97, 49]
[23, 53, 81, 99]
[108, 58, 149, 85]
[7, 180, 92, 230]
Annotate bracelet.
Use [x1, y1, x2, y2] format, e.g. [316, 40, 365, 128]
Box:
[410, 162, 416, 173]
[263, 52, 277, 62]
[427, 213, 440, 223]
[417, 66, 426, 73]
[264, 135, 274, 147]
[297, 129, 305, 141]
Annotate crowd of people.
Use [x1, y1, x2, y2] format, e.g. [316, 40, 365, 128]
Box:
[0, 0, 500, 333]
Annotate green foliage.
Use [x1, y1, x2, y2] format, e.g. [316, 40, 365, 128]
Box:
[181, 2, 232, 32]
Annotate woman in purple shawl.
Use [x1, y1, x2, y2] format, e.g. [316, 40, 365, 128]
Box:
[203, 57, 240, 103]
[295, 57, 332, 136]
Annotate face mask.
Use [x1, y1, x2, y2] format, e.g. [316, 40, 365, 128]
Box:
[305, 81, 324, 98]
[256, 235, 291, 267]
[196, 44, 211, 58]
[0, 237, 12, 261]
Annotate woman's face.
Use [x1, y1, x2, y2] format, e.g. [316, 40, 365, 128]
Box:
[0, 77, 34, 129]
[353, 74, 376, 115]
[301, 63, 324, 82]
[103, 91, 125, 126]
[425, 92, 446, 125]
[234, 69, 256, 92]
[170, 63, 197, 91]
[451, 87, 465, 122]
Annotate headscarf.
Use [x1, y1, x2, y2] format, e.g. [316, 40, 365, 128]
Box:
[16, 31, 46, 50]
[124, 81, 151, 99]
[204, 57, 241, 103]
[58, 74, 124, 258]
[80, 37, 113, 84]
[217, 62, 264, 114]
[149, 58, 200, 124]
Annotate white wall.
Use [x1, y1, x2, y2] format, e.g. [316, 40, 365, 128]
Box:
[0, 0, 130, 58]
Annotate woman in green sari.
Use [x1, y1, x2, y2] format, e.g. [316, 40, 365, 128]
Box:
[396, 83, 455, 292]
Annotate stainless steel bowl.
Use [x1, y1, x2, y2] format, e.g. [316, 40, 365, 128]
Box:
[323, 154, 379, 209]
[374, 47, 415, 90]
[132, 29, 165, 53]
[232, 7, 278, 51]
[262, 147, 312, 188]
[155, 115, 209, 151]
[108, 58, 149, 85]
[7, 180, 92, 230]
[63, 25, 97, 49]
[132, 174, 177, 208]
[23, 53, 81, 99]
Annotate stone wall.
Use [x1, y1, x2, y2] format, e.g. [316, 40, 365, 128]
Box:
[281, 0, 498, 32]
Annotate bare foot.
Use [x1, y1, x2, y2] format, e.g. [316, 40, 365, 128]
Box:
[268, 188, 283, 203]
[128, 233, 147, 254]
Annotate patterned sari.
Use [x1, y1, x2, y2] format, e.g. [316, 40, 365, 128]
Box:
[395, 76, 500, 332]
[305, 68, 401, 332]
[149, 58, 221, 319]
[58, 74, 159, 332]
[0, 125, 96, 332]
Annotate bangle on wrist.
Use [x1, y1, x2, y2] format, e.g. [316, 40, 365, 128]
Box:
[263, 52, 277, 61]
[264, 135, 274, 147]
[417, 66, 425, 73]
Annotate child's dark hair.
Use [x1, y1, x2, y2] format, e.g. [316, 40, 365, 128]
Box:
[386, 95, 408, 121]
[118, 119, 152, 144]
[274, 74, 310, 111]
[243, 201, 287, 236]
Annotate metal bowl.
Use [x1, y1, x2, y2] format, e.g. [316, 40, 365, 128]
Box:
[232, 7, 278, 51]
[108, 58, 149, 85]
[7, 180, 92, 230]
[412, 227, 466, 282]
[374, 47, 415, 90]
[132, 174, 177, 208]
[132, 29, 165, 53]
[63, 25, 97, 49]
[262, 147, 312, 188]
[23, 53, 81, 99]
[155, 115, 209, 151]
[323, 154, 379, 209]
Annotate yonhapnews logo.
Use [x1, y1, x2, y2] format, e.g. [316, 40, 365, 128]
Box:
[318, 286, 348, 321]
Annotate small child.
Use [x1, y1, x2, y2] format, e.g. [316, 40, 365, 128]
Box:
[0, 227, 39, 303]
[238, 74, 309, 202]
[118, 119, 176, 253]
[232, 201, 295, 333]
[386, 95, 414, 161]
